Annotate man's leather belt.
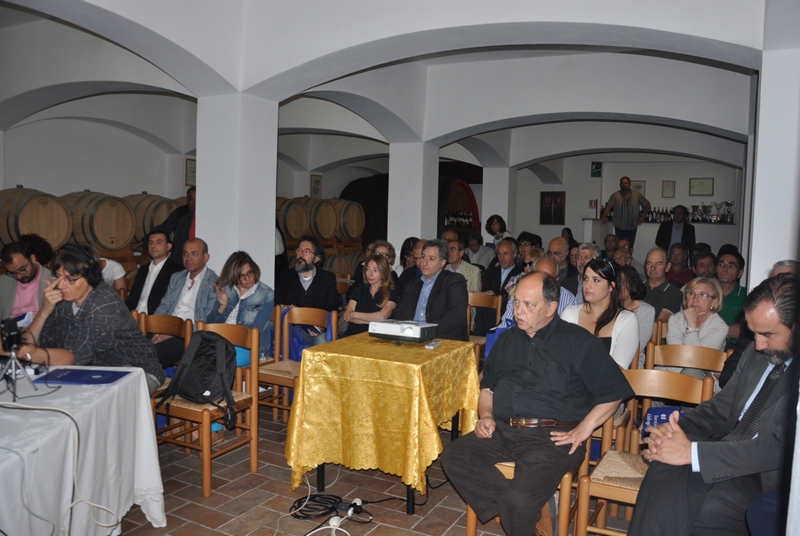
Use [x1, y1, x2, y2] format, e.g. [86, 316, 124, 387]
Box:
[507, 418, 580, 429]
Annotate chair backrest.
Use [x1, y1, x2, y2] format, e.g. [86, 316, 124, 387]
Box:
[335, 273, 352, 297]
[644, 342, 727, 372]
[467, 292, 503, 330]
[650, 320, 667, 345]
[131, 309, 139, 324]
[271, 305, 283, 359]
[138, 313, 193, 350]
[629, 345, 640, 370]
[281, 307, 338, 361]
[624, 368, 714, 419]
[117, 287, 127, 301]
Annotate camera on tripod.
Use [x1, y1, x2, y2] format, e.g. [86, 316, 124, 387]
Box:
[1, 318, 21, 352]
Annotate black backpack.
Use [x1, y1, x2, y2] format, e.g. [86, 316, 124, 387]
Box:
[155, 331, 238, 430]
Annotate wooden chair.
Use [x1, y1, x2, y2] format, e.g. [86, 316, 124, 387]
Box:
[467, 292, 503, 366]
[258, 307, 338, 422]
[117, 287, 127, 301]
[335, 272, 352, 297]
[139, 313, 193, 396]
[465, 413, 616, 536]
[131, 310, 139, 324]
[153, 323, 260, 497]
[257, 306, 283, 410]
[650, 320, 668, 345]
[575, 370, 715, 536]
[644, 341, 729, 372]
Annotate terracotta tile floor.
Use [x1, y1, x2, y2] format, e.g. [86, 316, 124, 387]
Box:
[122, 412, 630, 536]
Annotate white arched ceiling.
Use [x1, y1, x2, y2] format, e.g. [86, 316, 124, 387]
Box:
[6, 0, 236, 97]
[424, 52, 753, 146]
[278, 134, 389, 173]
[0, 17, 191, 128]
[279, 97, 385, 141]
[12, 94, 197, 154]
[509, 122, 746, 169]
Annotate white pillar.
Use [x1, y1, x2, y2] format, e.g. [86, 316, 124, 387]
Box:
[0, 131, 4, 189]
[750, 48, 800, 285]
[386, 142, 438, 250]
[481, 167, 518, 243]
[196, 93, 279, 285]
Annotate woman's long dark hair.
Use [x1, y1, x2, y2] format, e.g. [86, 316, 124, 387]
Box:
[583, 258, 621, 336]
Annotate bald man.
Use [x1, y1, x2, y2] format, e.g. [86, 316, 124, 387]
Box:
[547, 237, 576, 283]
[153, 237, 218, 366]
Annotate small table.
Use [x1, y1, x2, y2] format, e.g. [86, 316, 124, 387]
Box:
[0, 367, 166, 535]
[286, 333, 479, 513]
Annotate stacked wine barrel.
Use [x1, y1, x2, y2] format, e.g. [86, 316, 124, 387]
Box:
[278, 196, 366, 276]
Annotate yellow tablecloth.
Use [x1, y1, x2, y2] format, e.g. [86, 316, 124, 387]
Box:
[286, 333, 480, 494]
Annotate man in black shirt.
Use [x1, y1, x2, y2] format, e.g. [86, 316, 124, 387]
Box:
[441, 272, 633, 534]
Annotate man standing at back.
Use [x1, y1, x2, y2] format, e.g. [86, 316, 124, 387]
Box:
[0, 241, 52, 325]
[152, 237, 218, 366]
[656, 204, 696, 252]
[126, 231, 182, 314]
[601, 176, 651, 246]
[275, 235, 338, 345]
[393, 239, 468, 341]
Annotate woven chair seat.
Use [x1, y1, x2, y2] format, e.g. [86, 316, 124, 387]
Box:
[590, 451, 648, 490]
[161, 390, 251, 412]
[152, 377, 171, 395]
[259, 360, 300, 379]
[613, 407, 631, 428]
[470, 335, 487, 345]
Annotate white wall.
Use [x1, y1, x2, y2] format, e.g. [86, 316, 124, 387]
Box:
[4, 118, 170, 197]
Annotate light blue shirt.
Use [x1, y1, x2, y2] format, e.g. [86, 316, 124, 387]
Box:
[414, 270, 441, 322]
[670, 223, 684, 250]
[691, 357, 794, 471]
[500, 265, 514, 289]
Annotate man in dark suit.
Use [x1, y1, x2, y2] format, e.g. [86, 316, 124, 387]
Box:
[655, 204, 696, 252]
[393, 239, 468, 341]
[482, 238, 523, 306]
[630, 273, 799, 536]
[126, 231, 182, 314]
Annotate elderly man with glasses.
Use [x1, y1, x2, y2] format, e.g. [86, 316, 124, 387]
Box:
[0, 241, 53, 326]
[546, 236, 577, 283]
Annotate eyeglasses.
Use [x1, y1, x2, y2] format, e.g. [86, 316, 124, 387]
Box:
[295, 247, 315, 256]
[618, 244, 632, 250]
[519, 241, 532, 248]
[5, 260, 30, 278]
[523, 260, 534, 268]
[546, 250, 565, 257]
[717, 261, 739, 270]
[55, 272, 82, 285]
[686, 290, 714, 301]
[238, 269, 255, 281]
[374, 251, 390, 258]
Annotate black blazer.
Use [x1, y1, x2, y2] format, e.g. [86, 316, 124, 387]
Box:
[125, 260, 182, 314]
[655, 221, 696, 252]
[392, 270, 469, 341]
[482, 264, 524, 297]
[275, 267, 339, 311]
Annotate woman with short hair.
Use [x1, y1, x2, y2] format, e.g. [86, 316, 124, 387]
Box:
[208, 251, 275, 360]
[16, 246, 163, 394]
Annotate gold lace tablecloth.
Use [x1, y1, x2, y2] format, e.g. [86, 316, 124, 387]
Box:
[286, 333, 480, 494]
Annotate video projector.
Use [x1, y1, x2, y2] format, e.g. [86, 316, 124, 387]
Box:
[368, 320, 437, 343]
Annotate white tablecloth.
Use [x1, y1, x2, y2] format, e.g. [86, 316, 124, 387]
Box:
[0, 367, 166, 535]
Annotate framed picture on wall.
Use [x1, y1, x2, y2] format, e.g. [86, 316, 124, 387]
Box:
[310, 174, 323, 198]
[185, 158, 196, 186]
[540, 191, 566, 226]
[661, 180, 676, 198]
[689, 177, 714, 196]
[630, 180, 646, 197]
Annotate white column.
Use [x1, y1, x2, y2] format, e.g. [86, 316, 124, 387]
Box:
[750, 48, 800, 285]
[481, 167, 518, 242]
[386, 142, 438, 250]
[0, 131, 4, 189]
[196, 93, 279, 285]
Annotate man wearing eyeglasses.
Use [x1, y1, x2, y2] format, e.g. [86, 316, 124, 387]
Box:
[446, 239, 481, 293]
[561, 243, 601, 304]
[546, 237, 576, 283]
[616, 237, 646, 281]
[0, 241, 52, 325]
[716, 251, 747, 347]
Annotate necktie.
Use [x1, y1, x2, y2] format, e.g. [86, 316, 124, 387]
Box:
[722, 363, 786, 442]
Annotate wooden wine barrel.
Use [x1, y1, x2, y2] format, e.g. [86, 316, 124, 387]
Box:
[330, 198, 365, 239]
[324, 253, 352, 275]
[61, 191, 135, 251]
[0, 188, 73, 249]
[124, 193, 180, 242]
[276, 197, 310, 240]
[346, 251, 365, 275]
[296, 197, 338, 239]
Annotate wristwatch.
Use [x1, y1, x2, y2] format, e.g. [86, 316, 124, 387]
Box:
[685, 326, 699, 333]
